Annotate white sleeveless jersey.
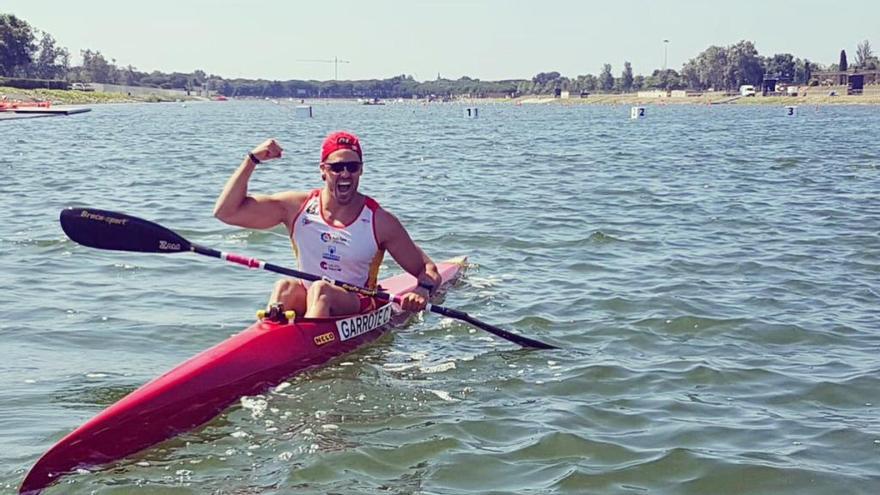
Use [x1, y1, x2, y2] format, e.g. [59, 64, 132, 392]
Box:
[290, 189, 384, 289]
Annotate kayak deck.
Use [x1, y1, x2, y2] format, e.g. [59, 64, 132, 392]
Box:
[19, 257, 466, 494]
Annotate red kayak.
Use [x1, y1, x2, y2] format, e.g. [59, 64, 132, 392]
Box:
[20, 258, 466, 494]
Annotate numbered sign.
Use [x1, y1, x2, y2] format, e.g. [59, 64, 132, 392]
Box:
[295, 105, 313, 118]
[465, 107, 479, 119]
[631, 107, 646, 119]
[785, 106, 797, 117]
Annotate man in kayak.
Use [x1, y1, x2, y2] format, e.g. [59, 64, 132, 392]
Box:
[213, 131, 441, 318]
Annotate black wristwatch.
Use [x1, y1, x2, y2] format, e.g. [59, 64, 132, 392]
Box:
[247, 152, 261, 165]
[417, 281, 435, 293]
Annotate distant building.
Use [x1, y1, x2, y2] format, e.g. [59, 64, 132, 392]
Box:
[811, 69, 880, 94]
[761, 76, 778, 95]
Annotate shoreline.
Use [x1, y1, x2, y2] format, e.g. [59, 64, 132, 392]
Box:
[499, 93, 880, 106]
[4, 86, 880, 107]
[0, 86, 201, 105]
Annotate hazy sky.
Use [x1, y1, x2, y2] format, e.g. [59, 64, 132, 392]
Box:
[4, 0, 878, 81]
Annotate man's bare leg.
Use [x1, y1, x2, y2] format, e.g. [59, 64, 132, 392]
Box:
[268, 278, 307, 315]
[305, 281, 360, 318]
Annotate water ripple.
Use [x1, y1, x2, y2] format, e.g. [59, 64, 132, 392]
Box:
[2, 102, 879, 494]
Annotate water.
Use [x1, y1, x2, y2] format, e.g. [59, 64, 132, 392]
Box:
[1, 101, 879, 494]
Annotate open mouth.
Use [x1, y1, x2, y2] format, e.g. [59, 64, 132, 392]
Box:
[337, 181, 353, 194]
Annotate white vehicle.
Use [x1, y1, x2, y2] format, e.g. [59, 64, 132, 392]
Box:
[740, 85, 756, 96]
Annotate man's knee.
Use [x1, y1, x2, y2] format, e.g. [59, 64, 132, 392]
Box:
[274, 279, 301, 297]
[307, 280, 333, 298]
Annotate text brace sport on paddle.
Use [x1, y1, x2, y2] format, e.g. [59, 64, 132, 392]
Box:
[60, 207, 557, 350]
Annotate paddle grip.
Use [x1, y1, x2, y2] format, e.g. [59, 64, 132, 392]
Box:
[224, 252, 262, 268]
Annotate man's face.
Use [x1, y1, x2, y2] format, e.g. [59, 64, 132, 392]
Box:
[321, 149, 362, 204]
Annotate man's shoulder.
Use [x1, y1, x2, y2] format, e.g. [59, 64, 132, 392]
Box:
[363, 195, 381, 211]
[371, 203, 394, 223]
[372, 205, 406, 241]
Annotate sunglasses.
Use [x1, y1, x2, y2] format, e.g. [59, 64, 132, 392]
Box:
[325, 161, 362, 174]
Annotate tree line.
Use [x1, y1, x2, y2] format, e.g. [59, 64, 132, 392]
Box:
[1, 13, 877, 98]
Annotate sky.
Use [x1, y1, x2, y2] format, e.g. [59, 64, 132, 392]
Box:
[3, 0, 879, 82]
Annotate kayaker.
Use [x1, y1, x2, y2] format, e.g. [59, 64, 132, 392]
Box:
[213, 131, 441, 319]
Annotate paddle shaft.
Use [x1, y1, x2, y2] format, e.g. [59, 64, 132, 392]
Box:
[191, 243, 557, 349]
[191, 243, 393, 300]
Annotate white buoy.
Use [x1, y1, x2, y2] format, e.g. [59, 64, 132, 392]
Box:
[465, 107, 479, 118]
[295, 105, 313, 118]
[630, 107, 646, 119]
[785, 106, 797, 117]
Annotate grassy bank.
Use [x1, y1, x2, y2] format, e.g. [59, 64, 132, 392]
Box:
[0, 87, 192, 104]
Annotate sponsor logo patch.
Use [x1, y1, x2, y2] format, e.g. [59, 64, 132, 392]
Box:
[314, 332, 335, 346]
[319, 260, 343, 272]
[336, 304, 393, 341]
[320, 231, 350, 245]
[322, 245, 341, 261]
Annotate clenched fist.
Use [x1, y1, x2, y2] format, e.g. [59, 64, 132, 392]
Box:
[250, 138, 283, 162]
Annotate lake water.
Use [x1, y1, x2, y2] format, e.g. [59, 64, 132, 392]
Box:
[1, 100, 878, 494]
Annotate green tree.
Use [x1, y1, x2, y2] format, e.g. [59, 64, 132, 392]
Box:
[599, 63, 614, 91]
[838, 49, 848, 84]
[764, 53, 796, 81]
[681, 59, 701, 90]
[32, 31, 69, 79]
[621, 61, 634, 92]
[0, 14, 37, 76]
[531, 71, 560, 85]
[645, 69, 681, 90]
[515, 80, 533, 95]
[192, 69, 206, 85]
[632, 74, 645, 90]
[80, 49, 117, 83]
[726, 40, 764, 88]
[796, 59, 813, 84]
[692, 45, 728, 90]
[118, 64, 142, 86]
[581, 74, 597, 91]
[855, 40, 877, 69]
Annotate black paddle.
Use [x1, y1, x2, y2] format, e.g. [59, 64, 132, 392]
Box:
[60, 207, 557, 350]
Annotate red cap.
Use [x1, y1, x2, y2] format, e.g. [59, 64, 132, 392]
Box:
[321, 131, 362, 162]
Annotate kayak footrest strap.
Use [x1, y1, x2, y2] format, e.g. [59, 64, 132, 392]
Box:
[257, 303, 295, 323]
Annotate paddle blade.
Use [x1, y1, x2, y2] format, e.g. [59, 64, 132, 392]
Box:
[60, 207, 191, 253]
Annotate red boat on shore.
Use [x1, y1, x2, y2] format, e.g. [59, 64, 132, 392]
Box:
[0, 100, 52, 111]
